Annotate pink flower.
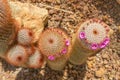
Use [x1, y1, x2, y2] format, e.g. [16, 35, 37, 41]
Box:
[61, 48, 67, 54]
[91, 44, 98, 50]
[65, 40, 70, 46]
[79, 32, 86, 39]
[104, 38, 110, 45]
[100, 38, 110, 48]
[100, 42, 106, 48]
[48, 55, 55, 60]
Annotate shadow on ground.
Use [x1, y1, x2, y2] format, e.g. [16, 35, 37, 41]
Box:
[0, 58, 17, 71]
[0, 57, 87, 80]
[15, 63, 86, 80]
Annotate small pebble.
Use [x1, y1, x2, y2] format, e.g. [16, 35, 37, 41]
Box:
[95, 68, 106, 78]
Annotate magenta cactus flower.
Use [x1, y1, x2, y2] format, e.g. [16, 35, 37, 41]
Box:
[61, 48, 67, 54]
[79, 32, 86, 39]
[103, 38, 110, 45]
[91, 43, 98, 50]
[65, 40, 70, 46]
[100, 38, 110, 48]
[48, 55, 55, 61]
[100, 42, 106, 48]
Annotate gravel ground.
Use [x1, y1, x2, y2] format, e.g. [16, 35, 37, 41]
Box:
[0, 0, 120, 80]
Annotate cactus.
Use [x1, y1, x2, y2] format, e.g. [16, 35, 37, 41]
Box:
[38, 28, 71, 70]
[27, 48, 44, 68]
[9, 1, 48, 43]
[17, 28, 34, 45]
[6, 44, 28, 66]
[69, 19, 112, 65]
[0, 0, 18, 58]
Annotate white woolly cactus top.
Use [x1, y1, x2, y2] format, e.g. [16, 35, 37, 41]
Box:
[78, 19, 111, 50]
[28, 48, 44, 68]
[17, 28, 34, 45]
[6, 45, 28, 66]
[39, 28, 70, 61]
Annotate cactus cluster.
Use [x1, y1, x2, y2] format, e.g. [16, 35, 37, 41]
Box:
[0, 0, 45, 69]
[6, 27, 45, 68]
[0, 0, 113, 71]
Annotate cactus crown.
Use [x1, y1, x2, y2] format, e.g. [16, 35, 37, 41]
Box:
[39, 28, 70, 60]
[79, 19, 110, 50]
[6, 45, 28, 66]
[28, 48, 44, 68]
[17, 28, 34, 45]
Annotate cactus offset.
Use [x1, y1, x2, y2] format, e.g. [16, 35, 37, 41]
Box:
[6, 45, 28, 66]
[17, 28, 34, 45]
[27, 48, 44, 68]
